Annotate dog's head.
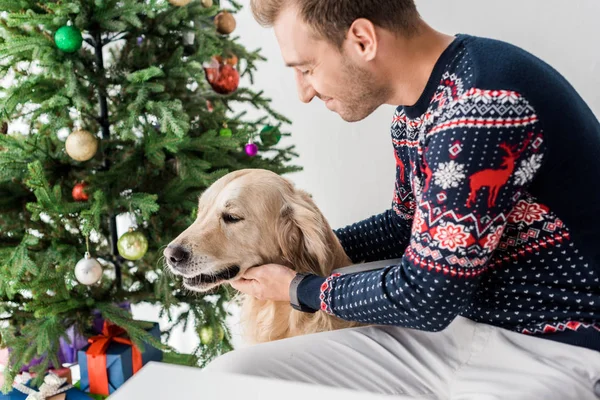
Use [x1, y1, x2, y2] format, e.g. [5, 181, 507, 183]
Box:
[164, 169, 337, 293]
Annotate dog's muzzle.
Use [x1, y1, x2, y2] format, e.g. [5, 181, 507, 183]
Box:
[164, 245, 191, 273]
[183, 265, 241, 286]
[164, 245, 241, 287]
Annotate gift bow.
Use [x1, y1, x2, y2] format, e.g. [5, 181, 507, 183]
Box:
[86, 321, 143, 395]
[13, 372, 73, 400]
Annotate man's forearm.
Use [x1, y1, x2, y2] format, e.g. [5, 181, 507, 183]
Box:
[334, 208, 412, 263]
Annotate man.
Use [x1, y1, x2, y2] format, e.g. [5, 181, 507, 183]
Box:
[204, 1, 600, 398]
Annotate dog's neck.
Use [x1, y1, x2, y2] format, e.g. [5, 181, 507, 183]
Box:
[240, 216, 355, 344]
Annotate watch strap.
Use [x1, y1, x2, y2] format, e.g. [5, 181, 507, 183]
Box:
[289, 273, 317, 313]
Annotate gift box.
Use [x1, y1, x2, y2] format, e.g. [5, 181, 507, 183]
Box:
[91, 302, 131, 335]
[29, 367, 73, 385]
[77, 321, 162, 396]
[0, 302, 131, 376]
[0, 372, 92, 400]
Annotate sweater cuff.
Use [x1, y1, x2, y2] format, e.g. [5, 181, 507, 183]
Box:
[297, 274, 326, 312]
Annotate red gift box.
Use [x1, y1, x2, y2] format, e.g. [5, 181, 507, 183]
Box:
[85, 321, 143, 396]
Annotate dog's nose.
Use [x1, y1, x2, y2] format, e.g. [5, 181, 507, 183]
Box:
[164, 245, 190, 268]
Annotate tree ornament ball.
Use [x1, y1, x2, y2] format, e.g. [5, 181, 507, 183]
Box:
[65, 129, 98, 162]
[72, 182, 89, 201]
[204, 63, 239, 95]
[260, 125, 282, 146]
[214, 54, 238, 66]
[198, 324, 224, 345]
[219, 127, 232, 137]
[168, 0, 191, 6]
[214, 11, 236, 35]
[54, 25, 83, 53]
[245, 143, 258, 157]
[117, 228, 149, 261]
[75, 252, 103, 285]
[201, 0, 213, 7]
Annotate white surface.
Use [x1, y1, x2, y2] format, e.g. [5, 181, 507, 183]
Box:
[108, 362, 408, 400]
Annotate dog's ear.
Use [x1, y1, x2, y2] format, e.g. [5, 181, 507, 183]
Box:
[276, 189, 331, 274]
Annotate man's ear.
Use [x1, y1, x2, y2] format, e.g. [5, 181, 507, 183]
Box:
[345, 18, 378, 62]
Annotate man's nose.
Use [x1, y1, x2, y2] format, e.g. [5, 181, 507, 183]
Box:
[295, 70, 317, 103]
[164, 245, 190, 271]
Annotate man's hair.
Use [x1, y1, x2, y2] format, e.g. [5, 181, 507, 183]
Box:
[250, 0, 420, 48]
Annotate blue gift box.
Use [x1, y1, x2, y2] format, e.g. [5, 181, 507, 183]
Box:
[0, 379, 92, 400]
[77, 321, 163, 395]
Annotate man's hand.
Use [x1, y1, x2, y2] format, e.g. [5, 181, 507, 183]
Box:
[229, 264, 297, 302]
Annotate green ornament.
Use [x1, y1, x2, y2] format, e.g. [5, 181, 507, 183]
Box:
[219, 127, 232, 137]
[54, 25, 83, 53]
[260, 125, 282, 146]
[198, 324, 225, 345]
[117, 228, 148, 261]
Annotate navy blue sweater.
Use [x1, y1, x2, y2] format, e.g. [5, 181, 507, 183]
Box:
[298, 34, 600, 352]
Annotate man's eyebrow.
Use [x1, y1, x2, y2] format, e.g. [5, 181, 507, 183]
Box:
[285, 60, 312, 68]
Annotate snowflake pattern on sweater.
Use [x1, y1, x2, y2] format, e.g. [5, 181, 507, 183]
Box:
[304, 35, 600, 352]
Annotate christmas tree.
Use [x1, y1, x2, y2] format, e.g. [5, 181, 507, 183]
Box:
[0, 0, 300, 389]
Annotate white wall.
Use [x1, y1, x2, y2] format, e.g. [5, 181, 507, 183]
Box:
[144, 0, 600, 352]
[233, 0, 600, 229]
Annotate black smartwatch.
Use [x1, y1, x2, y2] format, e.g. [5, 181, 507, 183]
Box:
[289, 273, 318, 313]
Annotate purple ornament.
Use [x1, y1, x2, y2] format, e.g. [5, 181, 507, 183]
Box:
[244, 143, 258, 157]
[136, 36, 144, 46]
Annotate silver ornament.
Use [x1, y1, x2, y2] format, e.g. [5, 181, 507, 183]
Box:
[75, 252, 102, 285]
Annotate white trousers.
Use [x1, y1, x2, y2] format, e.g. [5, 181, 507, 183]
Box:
[203, 317, 600, 399]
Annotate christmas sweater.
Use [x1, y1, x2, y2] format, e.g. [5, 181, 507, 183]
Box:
[298, 34, 600, 352]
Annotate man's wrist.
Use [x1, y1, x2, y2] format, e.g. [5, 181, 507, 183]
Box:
[289, 273, 323, 313]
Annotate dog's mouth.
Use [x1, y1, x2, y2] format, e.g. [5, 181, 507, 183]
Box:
[183, 265, 241, 287]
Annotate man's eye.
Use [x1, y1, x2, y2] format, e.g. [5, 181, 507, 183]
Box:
[301, 70, 310, 75]
[222, 213, 243, 223]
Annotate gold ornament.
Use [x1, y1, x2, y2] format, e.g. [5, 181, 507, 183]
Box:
[168, 0, 191, 6]
[201, 0, 213, 7]
[214, 11, 236, 35]
[65, 129, 98, 162]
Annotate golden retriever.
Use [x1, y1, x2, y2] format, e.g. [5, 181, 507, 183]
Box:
[164, 169, 362, 344]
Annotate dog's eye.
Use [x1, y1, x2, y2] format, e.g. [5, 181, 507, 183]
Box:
[222, 213, 243, 224]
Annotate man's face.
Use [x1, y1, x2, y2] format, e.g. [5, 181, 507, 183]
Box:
[274, 6, 390, 122]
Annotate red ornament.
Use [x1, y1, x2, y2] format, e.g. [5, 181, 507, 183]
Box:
[72, 182, 89, 201]
[204, 63, 240, 95]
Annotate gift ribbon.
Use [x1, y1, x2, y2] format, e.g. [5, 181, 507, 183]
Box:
[86, 321, 143, 396]
[13, 372, 73, 400]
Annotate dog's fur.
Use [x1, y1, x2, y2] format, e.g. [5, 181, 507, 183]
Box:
[165, 169, 362, 344]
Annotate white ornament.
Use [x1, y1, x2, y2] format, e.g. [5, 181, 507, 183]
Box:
[75, 252, 102, 285]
